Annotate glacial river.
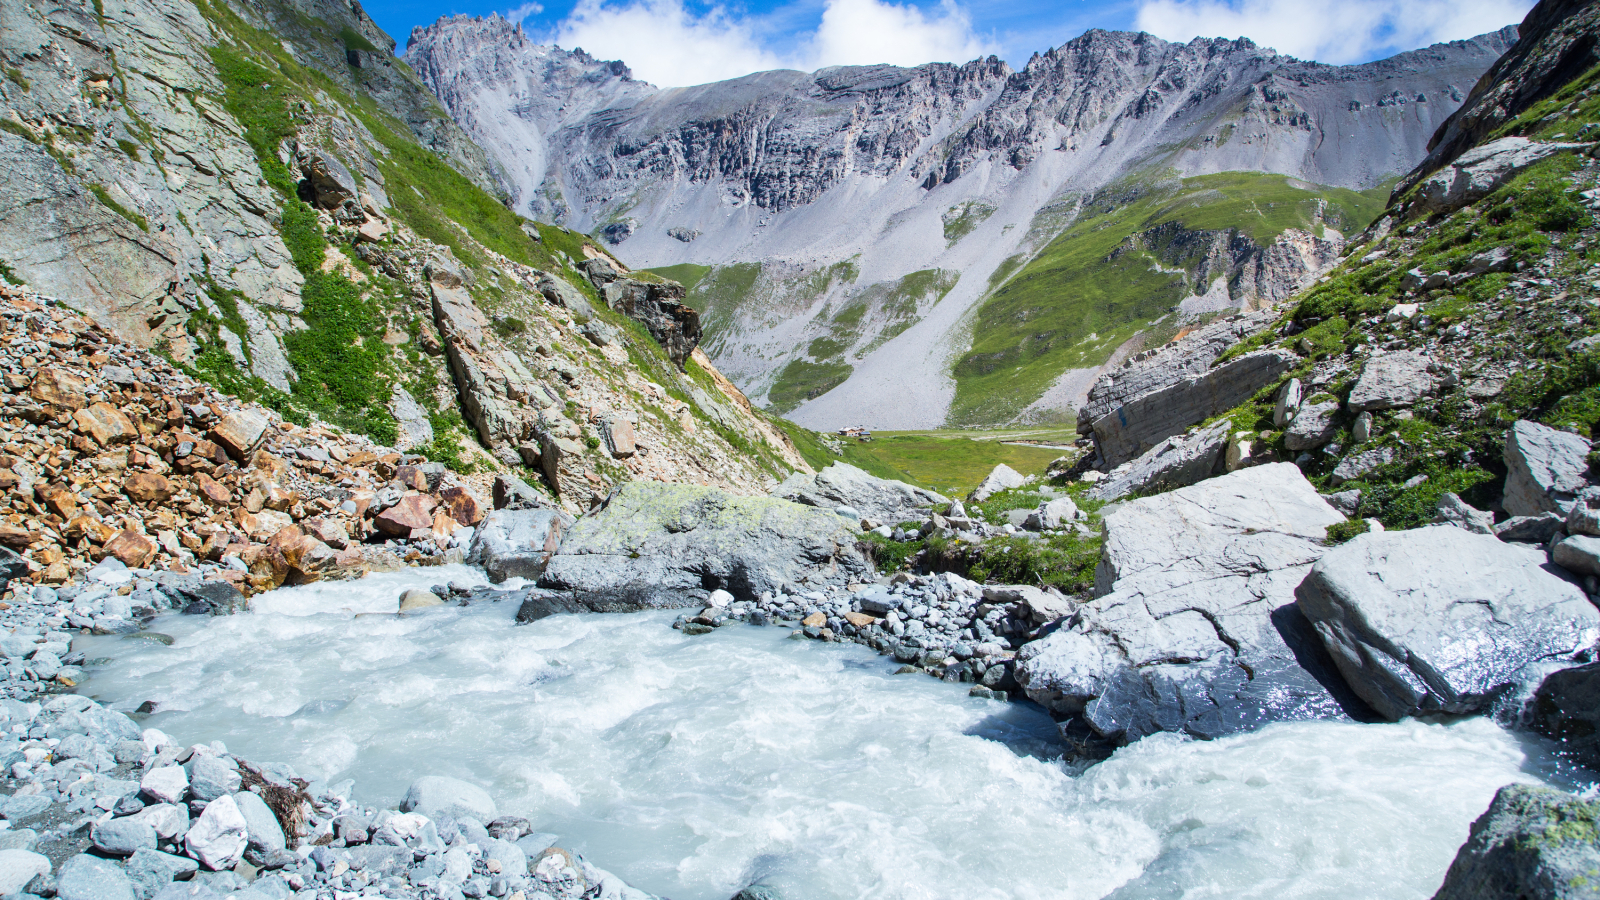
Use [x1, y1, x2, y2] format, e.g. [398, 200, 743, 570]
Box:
[77, 566, 1579, 900]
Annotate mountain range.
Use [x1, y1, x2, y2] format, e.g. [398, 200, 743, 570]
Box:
[405, 18, 1519, 428]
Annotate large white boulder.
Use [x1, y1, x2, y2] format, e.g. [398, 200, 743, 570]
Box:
[184, 794, 248, 871]
[1296, 526, 1600, 721]
[773, 462, 948, 525]
[1017, 463, 1355, 746]
[967, 464, 1026, 502]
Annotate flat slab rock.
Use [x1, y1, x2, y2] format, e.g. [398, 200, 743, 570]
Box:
[538, 482, 871, 609]
[1016, 463, 1364, 747]
[1296, 526, 1599, 721]
[773, 462, 947, 525]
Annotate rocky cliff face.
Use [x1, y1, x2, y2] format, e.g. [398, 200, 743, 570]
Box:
[0, 0, 807, 511]
[406, 20, 1517, 427]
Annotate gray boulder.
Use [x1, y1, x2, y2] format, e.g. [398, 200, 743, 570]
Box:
[1415, 137, 1591, 216]
[1433, 492, 1495, 534]
[1553, 535, 1600, 577]
[1090, 349, 1297, 468]
[773, 462, 948, 525]
[232, 791, 286, 853]
[1347, 351, 1434, 412]
[388, 385, 434, 452]
[467, 508, 576, 584]
[492, 473, 547, 511]
[600, 279, 701, 369]
[400, 776, 497, 823]
[1284, 400, 1340, 450]
[1272, 377, 1303, 427]
[1296, 526, 1599, 721]
[57, 853, 136, 900]
[1091, 419, 1230, 501]
[1024, 497, 1080, 531]
[0, 849, 49, 895]
[967, 464, 1025, 502]
[539, 482, 871, 609]
[1504, 420, 1592, 517]
[1330, 446, 1395, 485]
[185, 756, 240, 802]
[299, 149, 359, 210]
[1531, 662, 1600, 771]
[1432, 784, 1600, 900]
[1498, 513, 1567, 544]
[92, 816, 156, 856]
[126, 849, 197, 899]
[537, 273, 596, 323]
[1016, 463, 1360, 746]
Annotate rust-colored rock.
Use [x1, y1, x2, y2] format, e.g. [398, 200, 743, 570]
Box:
[303, 517, 350, 550]
[373, 494, 437, 537]
[103, 530, 158, 568]
[35, 484, 77, 518]
[801, 612, 827, 628]
[393, 465, 427, 491]
[843, 611, 877, 627]
[604, 418, 636, 459]
[72, 402, 136, 447]
[0, 525, 36, 548]
[195, 473, 230, 506]
[122, 472, 173, 503]
[30, 368, 86, 409]
[437, 486, 484, 526]
[210, 409, 269, 461]
[264, 484, 296, 511]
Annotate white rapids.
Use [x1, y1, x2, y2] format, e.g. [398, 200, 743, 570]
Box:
[78, 566, 1576, 900]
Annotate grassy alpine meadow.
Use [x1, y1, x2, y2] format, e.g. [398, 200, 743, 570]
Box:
[779, 422, 1079, 497]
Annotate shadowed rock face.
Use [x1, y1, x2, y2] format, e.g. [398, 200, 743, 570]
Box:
[1432, 785, 1600, 900]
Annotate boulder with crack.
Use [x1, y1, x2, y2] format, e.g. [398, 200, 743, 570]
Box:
[539, 482, 871, 609]
[1016, 463, 1361, 748]
[1296, 526, 1599, 721]
[773, 462, 948, 525]
[1091, 419, 1231, 501]
[1503, 419, 1592, 517]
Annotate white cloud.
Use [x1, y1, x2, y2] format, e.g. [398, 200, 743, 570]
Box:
[810, 0, 993, 69]
[551, 0, 997, 88]
[505, 1, 544, 24]
[1134, 0, 1532, 64]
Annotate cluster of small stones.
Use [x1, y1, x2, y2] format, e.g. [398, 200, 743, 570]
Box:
[0, 613, 643, 900]
[0, 284, 494, 598]
[673, 571, 1066, 701]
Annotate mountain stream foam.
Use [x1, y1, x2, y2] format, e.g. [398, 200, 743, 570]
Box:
[76, 567, 1575, 900]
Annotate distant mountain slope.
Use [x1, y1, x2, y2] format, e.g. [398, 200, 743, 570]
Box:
[406, 18, 1517, 428]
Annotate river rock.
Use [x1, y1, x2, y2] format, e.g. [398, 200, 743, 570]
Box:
[1504, 420, 1592, 517]
[57, 852, 136, 900]
[1432, 784, 1600, 900]
[773, 462, 948, 525]
[1091, 349, 1297, 468]
[400, 776, 497, 823]
[185, 794, 247, 871]
[1284, 400, 1340, 450]
[125, 849, 199, 899]
[92, 815, 157, 855]
[466, 508, 574, 583]
[232, 791, 286, 853]
[967, 464, 1026, 502]
[1091, 418, 1230, 501]
[1531, 662, 1600, 770]
[1296, 526, 1599, 721]
[0, 849, 49, 895]
[1497, 512, 1567, 544]
[187, 756, 240, 802]
[1016, 463, 1358, 746]
[539, 482, 871, 609]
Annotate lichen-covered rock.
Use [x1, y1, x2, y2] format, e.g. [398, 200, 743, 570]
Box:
[1432, 784, 1600, 900]
[1296, 526, 1599, 721]
[539, 482, 870, 609]
[1016, 463, 1358, 746]
[774, 462, 947, 525]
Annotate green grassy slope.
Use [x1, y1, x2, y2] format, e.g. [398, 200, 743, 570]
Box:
[777, 422, 1076, 497]
[948, 172, 1390, 426]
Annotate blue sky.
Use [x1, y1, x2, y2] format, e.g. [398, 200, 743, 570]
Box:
[368, 0, 1533, 87]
